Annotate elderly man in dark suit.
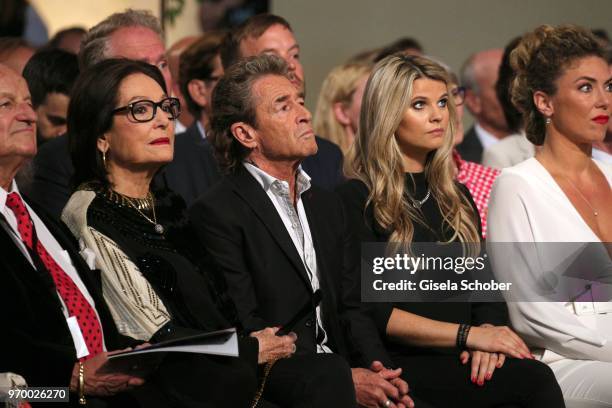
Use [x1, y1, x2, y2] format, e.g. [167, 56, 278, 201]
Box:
[0, 63, 151, 407]
[190, 54, 418, 408]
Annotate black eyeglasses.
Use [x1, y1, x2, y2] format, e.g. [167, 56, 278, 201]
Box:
[451, 86, 466, 106]
[112, 97, 181, 123]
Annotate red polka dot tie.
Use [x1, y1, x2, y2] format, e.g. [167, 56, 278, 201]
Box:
[6, 193, 103, 361]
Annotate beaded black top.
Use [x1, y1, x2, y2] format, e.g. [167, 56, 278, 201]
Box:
[85, 187, 239, 340]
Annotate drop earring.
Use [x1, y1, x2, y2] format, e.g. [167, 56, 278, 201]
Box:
[545, 117, 551, 125]
[102, 151, 107, 168]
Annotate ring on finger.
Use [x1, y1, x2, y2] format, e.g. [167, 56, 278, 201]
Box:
[383, 400, 392, 408]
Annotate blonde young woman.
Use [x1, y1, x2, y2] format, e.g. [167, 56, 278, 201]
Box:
[336, 55, 565, 407]
[313, 62, 371, 155]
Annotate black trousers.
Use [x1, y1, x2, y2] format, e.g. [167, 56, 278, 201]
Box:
[263, 353, 356, 408]
[152, 353, 258, 408]
[394, 353, 565, 408]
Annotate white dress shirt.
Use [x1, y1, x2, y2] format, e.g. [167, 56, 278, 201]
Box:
[0, 181, 106, 356]
[196, 120, 207, 140]
[244, 162, 331, 353]
[475, 123, 502, 150]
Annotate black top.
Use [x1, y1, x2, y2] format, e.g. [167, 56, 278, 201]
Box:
[336, 173, 507, 357]
[85, 188, 258, 366]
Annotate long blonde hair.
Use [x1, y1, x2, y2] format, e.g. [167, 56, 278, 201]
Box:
[345, 55, 480, 247]
[313, 62, 371, 154]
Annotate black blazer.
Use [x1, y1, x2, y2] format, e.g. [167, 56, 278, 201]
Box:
[301, 136, 344, 191]
[29, 134, 73, 220]
[189, 165, 393, 367]
[155, 124, 221, 207]
[456, 125, 484, 164]
[0, 198, 133, 388]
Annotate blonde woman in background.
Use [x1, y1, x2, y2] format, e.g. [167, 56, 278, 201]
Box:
[314, 62, 371, 155]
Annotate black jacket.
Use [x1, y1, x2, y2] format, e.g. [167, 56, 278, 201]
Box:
[0, 198, 136, 394]
[189, 165, 393, 367]
[456, 126, 484, 164]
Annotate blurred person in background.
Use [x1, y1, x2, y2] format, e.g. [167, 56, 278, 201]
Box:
[0, 37, 34, 74]
[313, 61, 371, 155]
[0, 0, 48, 47]
[22, 48, 79, 144]
[157, 31, 227, 205]
[375, 37, 424, 61]
[482, 37, 535, 169]
[46, 26, 87, 55]
[166, 35, 198, 133]
[459, 48, 510, 163]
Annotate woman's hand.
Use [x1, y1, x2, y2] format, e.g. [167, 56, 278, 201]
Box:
[459, 350, 505, 386]
[466, 325, 533, 359]
[250, 327, 297, 364]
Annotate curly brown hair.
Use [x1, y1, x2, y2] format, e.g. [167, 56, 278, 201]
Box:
[510, 24, 604, 145]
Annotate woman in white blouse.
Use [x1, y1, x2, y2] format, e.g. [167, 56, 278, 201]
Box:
[487, 24, 612, 406]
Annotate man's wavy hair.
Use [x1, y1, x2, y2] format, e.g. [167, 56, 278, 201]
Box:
[209, 54, 290, 173]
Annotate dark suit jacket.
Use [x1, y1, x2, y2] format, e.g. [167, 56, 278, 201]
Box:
[189, 165, 393, 367]
[155, 124, 221, 207]
[301, 136, 344, 191]
[29, 134, 73, 220]
[0, 198, 134, 389]
[456, 125, 483, 164]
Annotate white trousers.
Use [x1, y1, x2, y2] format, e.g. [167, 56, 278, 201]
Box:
[550, 359, 612, 408]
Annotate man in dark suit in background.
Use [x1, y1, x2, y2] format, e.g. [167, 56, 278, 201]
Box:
[458, 49, 510, 163]
[29, 9, 173, 220]
[190, 54, 416, 408]
[156, 32, 225, 205]
[220, 13, 344, 190]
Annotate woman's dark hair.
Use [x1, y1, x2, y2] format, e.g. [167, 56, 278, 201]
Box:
[510, 25, 604, 145]
[68, 58, 167, 189]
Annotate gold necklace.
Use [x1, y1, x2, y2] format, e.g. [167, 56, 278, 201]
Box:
[108, 190, 165, 234]
[563, 176, 599, 217]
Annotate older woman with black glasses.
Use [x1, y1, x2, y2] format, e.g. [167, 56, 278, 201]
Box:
[60, 58, 296, 407]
